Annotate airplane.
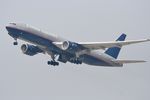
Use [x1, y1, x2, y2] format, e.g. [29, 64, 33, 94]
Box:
[5, 23, 150, 67]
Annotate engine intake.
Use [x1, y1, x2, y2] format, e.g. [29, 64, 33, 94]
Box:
[21, 44, 43, 56]
[62, 41, 83, 54]
[62, 41, 70, 50]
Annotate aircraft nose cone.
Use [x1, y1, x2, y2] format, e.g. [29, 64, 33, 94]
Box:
[6, 26, 10, 30]
[5, 25, 13, 32]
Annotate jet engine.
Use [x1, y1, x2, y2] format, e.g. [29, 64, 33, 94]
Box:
[62, 41, 83, 54]
[21, 44, 43, 56]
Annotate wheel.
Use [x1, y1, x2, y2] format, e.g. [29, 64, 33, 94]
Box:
[55, 62, 59, 66]
[47, 61, 59, 66]
[13, 42, 18, 45]
[47, 61, 51, 65]
[52, 61, 59, 66]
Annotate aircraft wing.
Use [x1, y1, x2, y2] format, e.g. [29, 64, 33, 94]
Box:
[53, 39, 150, 50]
[77, 39, 150, 50]
[113, 60, 146, 64]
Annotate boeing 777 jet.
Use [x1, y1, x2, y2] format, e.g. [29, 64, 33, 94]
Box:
[6, 23, 150, 66]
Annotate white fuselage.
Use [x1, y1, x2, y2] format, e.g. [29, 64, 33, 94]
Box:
[6, 23, 123, 66]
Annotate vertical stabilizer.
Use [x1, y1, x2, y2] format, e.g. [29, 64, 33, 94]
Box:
[105, 34, 126, 59]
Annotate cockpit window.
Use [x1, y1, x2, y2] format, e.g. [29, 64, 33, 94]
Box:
[10, 23, 16, 25]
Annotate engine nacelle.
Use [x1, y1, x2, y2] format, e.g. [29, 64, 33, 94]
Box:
[62, 41, 83, 54]
[21, 44, 43, 56]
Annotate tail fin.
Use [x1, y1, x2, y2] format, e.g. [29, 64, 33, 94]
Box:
[105, 34, 127, 59]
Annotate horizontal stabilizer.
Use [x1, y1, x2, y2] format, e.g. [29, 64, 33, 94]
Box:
[114, 60, 146, 64]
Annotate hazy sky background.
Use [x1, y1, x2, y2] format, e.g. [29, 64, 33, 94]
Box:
[0, 0, 150, 100]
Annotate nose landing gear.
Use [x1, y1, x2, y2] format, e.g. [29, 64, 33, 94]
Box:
[13, 38, 18, 45]
[13, 41, 18, 45]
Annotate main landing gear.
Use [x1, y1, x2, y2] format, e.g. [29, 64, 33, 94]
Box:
[47, 60, 59, 66]
[47, 52, 60, 66]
